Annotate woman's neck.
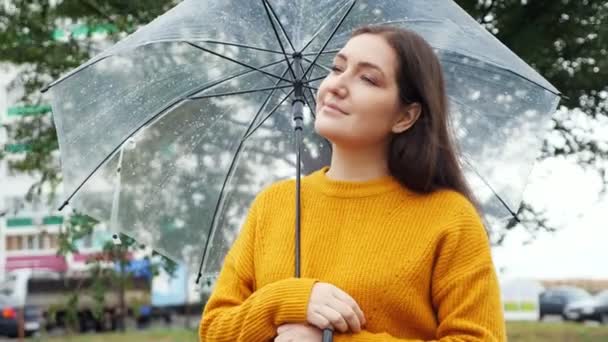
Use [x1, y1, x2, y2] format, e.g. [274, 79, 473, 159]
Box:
[326, 143, 391, 182]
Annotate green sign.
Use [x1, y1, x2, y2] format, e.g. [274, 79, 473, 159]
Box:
[7, 105, 52, 117]
[52, 24, 118, 41]
[6, 217, 34, 228]
[42, 216, 64, 225]
[4, 143, 32, 153]
[4, 216, 65, 228]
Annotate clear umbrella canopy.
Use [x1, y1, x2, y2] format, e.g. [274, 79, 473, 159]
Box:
[47, 0, 560, 282]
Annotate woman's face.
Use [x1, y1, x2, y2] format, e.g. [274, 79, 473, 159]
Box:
[315, 33, 404, 149]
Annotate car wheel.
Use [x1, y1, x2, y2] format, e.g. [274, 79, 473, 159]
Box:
[601, 313, 608, 325]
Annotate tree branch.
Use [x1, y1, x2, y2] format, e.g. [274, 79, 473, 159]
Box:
[82, 0, 114, 23]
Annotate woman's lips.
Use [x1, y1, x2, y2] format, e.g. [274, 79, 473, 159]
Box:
[323, 103, 348, 115]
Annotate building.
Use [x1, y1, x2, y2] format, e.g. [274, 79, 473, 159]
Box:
[1, 66, 112, 280]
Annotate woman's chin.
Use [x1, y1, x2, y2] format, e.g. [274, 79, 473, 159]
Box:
[314, 126, 352, 146]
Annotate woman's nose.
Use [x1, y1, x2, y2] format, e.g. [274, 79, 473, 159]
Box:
[326, 74, 348, 98]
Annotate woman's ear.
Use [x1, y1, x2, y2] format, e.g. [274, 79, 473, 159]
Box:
[392, 103, 421, 134]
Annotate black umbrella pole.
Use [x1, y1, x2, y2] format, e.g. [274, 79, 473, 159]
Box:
[293, 100, 303, 279]
[292, 53, 333, 342]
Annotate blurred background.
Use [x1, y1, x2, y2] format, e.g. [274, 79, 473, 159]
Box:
[0, 0, 607, 341]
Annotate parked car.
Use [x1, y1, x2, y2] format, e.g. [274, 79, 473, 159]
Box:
[0, 294, 41, 337]
[539, 286, 592, 320]
[564, 289, 608, 324]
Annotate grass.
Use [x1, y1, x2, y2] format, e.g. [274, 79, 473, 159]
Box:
[25, 322, 608, 341]
[504, 301, 538, 312]
[507, 321, 608, 341]
[33, 328, 198, 342]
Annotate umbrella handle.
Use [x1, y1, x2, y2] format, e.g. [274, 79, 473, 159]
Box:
[323, 328, 333, 341]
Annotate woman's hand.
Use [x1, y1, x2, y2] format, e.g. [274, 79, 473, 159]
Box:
[307, 282, 366, 333]
[275, 324, 322, 341]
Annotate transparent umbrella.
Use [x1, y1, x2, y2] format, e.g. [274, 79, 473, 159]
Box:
[44, 2, 560, 339]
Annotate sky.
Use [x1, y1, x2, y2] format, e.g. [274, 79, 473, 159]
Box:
[1, 65, 607, 281]
[491, 106, 608, 280]
[493, 154, 608, 280]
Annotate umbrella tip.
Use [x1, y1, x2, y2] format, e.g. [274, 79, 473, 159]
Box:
[58, 201, 69, 211]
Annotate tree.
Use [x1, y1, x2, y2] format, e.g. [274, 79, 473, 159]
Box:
[0, 0, 180, 333]
[56, 213, 176, 332]
[1, 0, 180, 197]
[455, 0, 608, 241]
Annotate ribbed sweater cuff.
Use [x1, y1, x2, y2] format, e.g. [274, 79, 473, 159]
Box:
[334, 331, 422, 342]
[261, 277, 318, 326]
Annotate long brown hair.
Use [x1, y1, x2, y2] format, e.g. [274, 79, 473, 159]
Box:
[352, 26, 477, 206]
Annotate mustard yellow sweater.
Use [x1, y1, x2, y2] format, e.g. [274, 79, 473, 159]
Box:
[199, 167, 506, 341]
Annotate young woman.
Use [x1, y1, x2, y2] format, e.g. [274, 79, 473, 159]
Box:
[199, 25, 506, 341]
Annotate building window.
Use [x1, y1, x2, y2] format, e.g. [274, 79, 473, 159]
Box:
[83, 234, 93, 249]
[39, 233, 47, 249]
[37, 233, 59, 250]
[6, 236, 23, 251]
[26, 235, 35, 250]
[49, 234, 58, 249]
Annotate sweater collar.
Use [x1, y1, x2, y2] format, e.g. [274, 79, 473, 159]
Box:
[305, 166, 405, 198]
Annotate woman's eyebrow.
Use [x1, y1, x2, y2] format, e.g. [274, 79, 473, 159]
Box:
[335, 53, 385, 77]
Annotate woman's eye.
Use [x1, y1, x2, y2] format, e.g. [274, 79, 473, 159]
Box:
[361, 75, 377, 86]
[330, 65, 343, 73]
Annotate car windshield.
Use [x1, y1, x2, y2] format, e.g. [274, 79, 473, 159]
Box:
[595, 290, 608, 303]
[0, 280, 15, 297]
[565, 288, 591, 300]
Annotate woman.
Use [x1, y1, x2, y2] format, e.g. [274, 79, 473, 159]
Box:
[199, 25, 506, 341]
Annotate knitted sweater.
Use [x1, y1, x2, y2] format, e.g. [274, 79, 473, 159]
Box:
[199, 167, 506, 341]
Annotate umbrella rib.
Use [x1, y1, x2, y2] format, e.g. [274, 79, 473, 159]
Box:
[42, 55, 112, 92]
[447, 95, 509, 120]
[311, 19, 444, 53]
[300, 0, 352, 53]
[196, 66, 293, 284]
[437, 50, 561, 97]
[261, 0, 296, 53]
[243, 64, 294, 138]
[301, 91, 316, 119]
[63, 58, 290, 146]
[272, 59, 295, 98]
[303, 85, 318, 92]
[261, 0, 296, 79]
[303, 56, 332, 72]
[42, 40, 287, 93]
[244, 88, 295, 141]
[462, 158, 521, 223]
[57, 57, 289, 211]
[302, 75, 326, 84]
[302, 49, 339, 57]
[296, 60, 318, 116]
[201, 39, 285, 54]
[298, 24, 559, 97]
[189, 85, 293, 100]
[302, 0, 357, 78]
[186, 42, 291, 83]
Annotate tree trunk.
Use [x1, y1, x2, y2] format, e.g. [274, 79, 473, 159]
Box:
[118, 247, 127, 332]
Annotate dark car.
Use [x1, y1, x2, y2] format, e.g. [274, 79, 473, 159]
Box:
[0, 294, 41, 337]
[539, 286, 592, 320]
[564, 289, 608, 324]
